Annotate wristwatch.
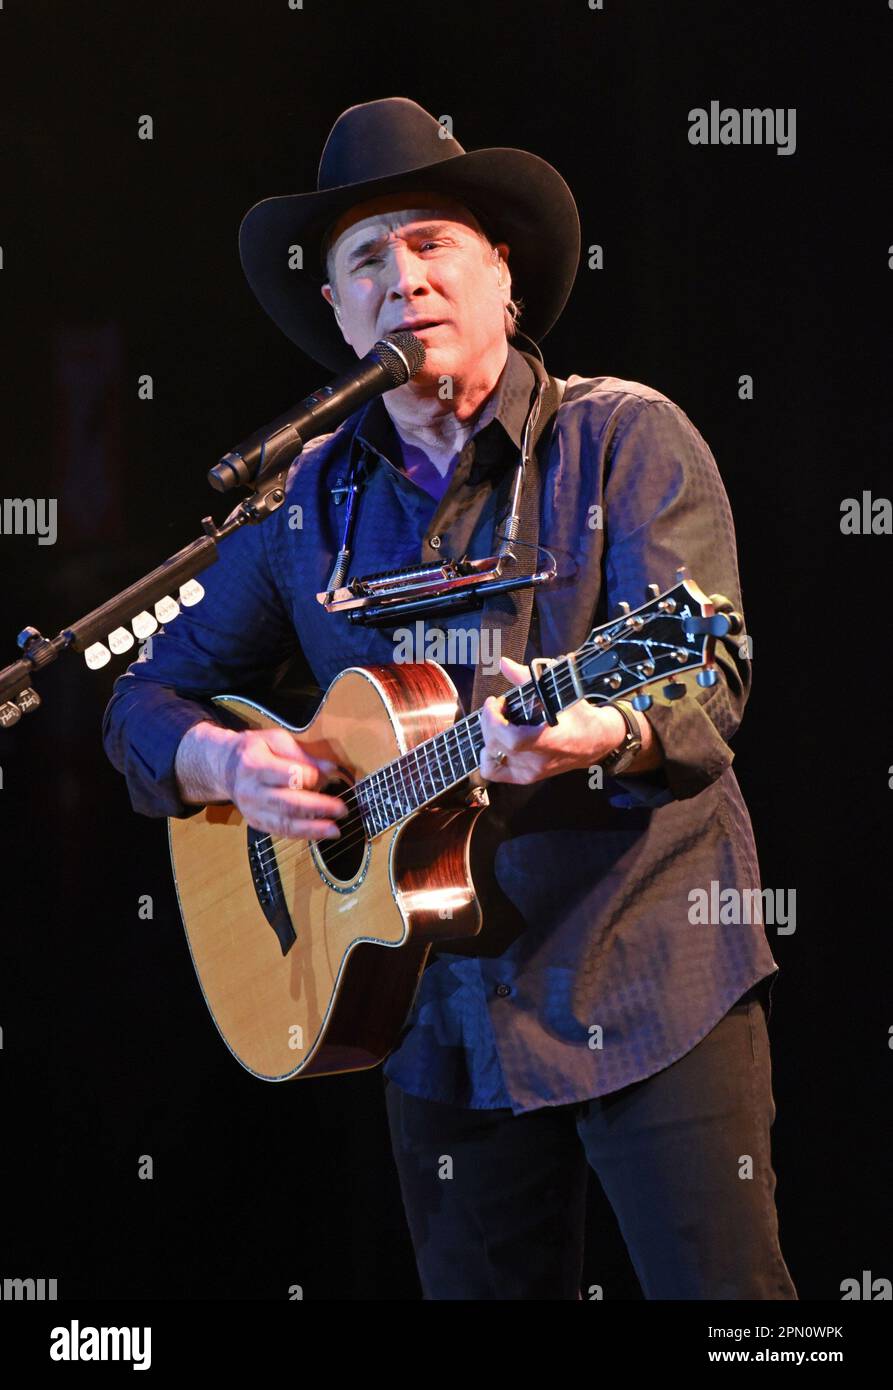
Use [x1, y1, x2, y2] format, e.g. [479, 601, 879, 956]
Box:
[600, 700, 644, 776]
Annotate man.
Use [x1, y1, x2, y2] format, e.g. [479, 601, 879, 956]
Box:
[103, 97, 798, 1300]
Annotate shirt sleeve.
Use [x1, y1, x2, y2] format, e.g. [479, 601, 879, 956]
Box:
[101, 510, 303, 820]
[599, 397, 752, 804]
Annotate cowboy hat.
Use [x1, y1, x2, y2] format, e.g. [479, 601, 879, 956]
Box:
[238, 97, 581, 372]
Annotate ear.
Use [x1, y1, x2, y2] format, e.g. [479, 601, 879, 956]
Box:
[321, 283, 344, 328]
[494, 241, 511, 297]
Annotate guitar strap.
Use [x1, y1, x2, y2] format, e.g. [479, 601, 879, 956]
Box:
[469, 362, 566, 718]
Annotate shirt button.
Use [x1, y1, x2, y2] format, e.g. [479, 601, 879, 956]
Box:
[429, 534, 441, 549]
[495, 983, 511, 998]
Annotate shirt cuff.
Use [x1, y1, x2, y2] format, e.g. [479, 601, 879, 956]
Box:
[102, 681, 241, 820]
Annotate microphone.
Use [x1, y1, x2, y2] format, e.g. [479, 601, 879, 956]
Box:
[208, 330, 426, 492]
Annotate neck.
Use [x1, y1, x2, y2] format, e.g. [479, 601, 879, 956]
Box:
[384, 340, 509, 457]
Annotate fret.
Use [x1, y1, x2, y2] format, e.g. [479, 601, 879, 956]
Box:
[355, 780, 370, 833]
[380, 763, 394, 824]
[376, 770, 391, 829]
[368, 773, 384, 834]
[455, 719, 475, 770]
[467, 712, 484, 759]
[394, 752, 417, 813]
[358, 777, 378, 835]
[453, 723, 474, 774]
[400, 761, 413, 813]
[381, 756, 397, 817]
[515, 683, 535, 722]
[392, 763, 408, 821]
[449, 727, 466, 778]
[421, 739, 438, 797]
[411, 745, 427, 802]
[433, 737, 450, 792]
[549, 661, 565, 712]
[441, 729, 458, 782]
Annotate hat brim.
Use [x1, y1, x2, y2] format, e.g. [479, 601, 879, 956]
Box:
[238, 148, 581, 372]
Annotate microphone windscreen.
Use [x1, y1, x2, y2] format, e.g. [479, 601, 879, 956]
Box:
[376, 331, 426, 383]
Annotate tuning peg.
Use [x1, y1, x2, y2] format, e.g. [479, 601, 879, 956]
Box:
[631, 693, 653, 712]
[616, 601, 631, 617]
[646, 584, 660, 599]
[697, 668, 718, 687]
[84, 641, 111, 670]
[108, 627, 135, 655]
[179, 579, 205, 606]
[675, 565, 688, 582]
[662, 680, 686, 701]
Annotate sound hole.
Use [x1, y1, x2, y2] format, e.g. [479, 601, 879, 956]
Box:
[315, 778, 367, 881]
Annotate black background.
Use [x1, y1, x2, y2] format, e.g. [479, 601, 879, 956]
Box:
[0, 0, 889, 1301]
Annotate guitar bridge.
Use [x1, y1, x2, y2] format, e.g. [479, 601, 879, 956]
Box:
[247, 825, 296, 956]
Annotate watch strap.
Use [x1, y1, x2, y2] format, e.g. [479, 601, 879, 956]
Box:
[600, 700, 643, 775]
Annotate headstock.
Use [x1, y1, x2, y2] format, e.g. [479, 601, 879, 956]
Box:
[574, 570, 745, 712]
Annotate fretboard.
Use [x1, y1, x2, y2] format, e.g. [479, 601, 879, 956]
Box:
[353, 655, 580, 835]
[348, 580, 709, 834]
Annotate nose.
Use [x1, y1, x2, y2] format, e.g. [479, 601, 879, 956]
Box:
[384, 243, 431, 305]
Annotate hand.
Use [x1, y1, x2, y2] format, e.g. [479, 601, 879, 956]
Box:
[478, 657, 627, 785]
[222, 727, 349, 840]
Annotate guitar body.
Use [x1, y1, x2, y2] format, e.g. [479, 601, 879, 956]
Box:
[168, 662, 486, 1082]
[165, 574, 727, 1083]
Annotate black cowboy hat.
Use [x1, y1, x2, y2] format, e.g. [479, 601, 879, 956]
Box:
[238, 97, 581, 372]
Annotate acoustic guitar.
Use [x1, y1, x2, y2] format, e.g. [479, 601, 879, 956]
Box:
[167, 574, 742, 1081]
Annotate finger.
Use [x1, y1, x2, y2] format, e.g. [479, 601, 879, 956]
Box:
[479, 745, 508, 781]
[499, 655, 531, 684]
[261, 728, 310, 760]
[258, 757, 346, 803]
[275, 786, 350, 818]
[480, 694, 510, 738]
[277, 816, 342, 841]
[480, 702, 531, 754]
[262, 730, 340, 780]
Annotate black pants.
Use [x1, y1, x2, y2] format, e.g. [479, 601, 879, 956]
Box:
[384, 982, 798, 1299]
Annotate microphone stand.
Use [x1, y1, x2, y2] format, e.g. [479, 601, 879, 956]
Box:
[0, 465, 291, 730]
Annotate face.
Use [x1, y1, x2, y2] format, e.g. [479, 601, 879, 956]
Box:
[321, 192, 511, 384]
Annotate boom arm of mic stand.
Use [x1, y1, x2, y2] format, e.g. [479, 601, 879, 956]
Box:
[0, 467, 290, 729]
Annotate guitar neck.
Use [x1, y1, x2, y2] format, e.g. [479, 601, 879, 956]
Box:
[349, 576, 725, 837]
[353, 653, 589, 836]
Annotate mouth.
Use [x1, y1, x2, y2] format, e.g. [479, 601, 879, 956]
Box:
[392, 320, 444, 335]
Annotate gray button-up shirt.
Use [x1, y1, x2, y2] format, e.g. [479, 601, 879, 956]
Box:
[102, 343, 779, 1115]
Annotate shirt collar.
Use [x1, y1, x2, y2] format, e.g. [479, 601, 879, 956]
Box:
[354, 343, 536, 470]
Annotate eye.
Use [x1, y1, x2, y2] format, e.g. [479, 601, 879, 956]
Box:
[354, 240, 444, 270]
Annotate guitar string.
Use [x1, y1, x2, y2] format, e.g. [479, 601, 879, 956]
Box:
[254, 657, 589, 878]
[253, 623, 686, 877]
[252, 619, 690, 881]
[251, 641, 591, 860]
[253, 636, 618, 874]
[254, 631, 686, 882]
